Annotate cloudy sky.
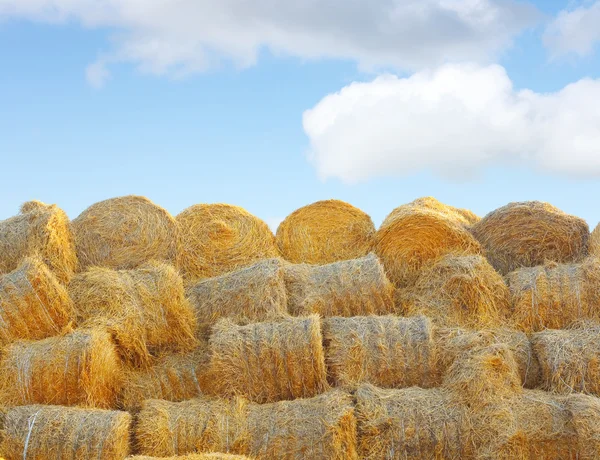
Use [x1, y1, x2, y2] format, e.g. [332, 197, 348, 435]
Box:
[1, 0, 599, 228]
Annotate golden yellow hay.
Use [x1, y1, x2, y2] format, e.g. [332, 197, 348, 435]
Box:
[507, 258, 600, 331]
[374, 204, 480, 288]
[186, 258, 288, 338]
[72, 195, 178, 270]
[69, 261, 198, 366]
[0, 327, 121, 408]
[323, 315, 440, 389]
[471, 201, 589, 275]
[397, 253, 510, 328]
[589, 223, 600, 257]
[135, 389, 357, 459]
[566, 393, 600, 458]
[0, 404, 131, 460]
[176, 203, 279, 284]
[276, 199, 375, 265]
[0, 200, 77, 283]
[127, 454, 251, 460]
[204, 316, 329, 403]
[0, 256, 74, 346]
[283, 253, 395, 317]
[410, 196, 480, 225]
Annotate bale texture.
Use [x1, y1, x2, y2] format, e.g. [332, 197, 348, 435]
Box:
[507, 258, 600, 331]
[69, 261, 197, 366]
[0, 200, 77, 283]
[283, 253, 394, 317]
[276, 199, 375, 265]
[127, 455, 250, 460]
[0, 327, 122, 408]
[323, 315, 439, 389]
[471, 201, 589, 275]
[0, 256, 74, 346]
[0, 404, 131, 460]
[374, 204, 480, 287]
[397, 253, 510, 328]
[204, 316, 328, 403]
[176, 203, 279, 284]
[72, 195, 178, 270]
[566, 393, 600, 458]
[589, 223, 600, 257]
[410, 196, 480, 225]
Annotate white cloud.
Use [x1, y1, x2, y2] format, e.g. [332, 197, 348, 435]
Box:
[0, 0, 538, 84]
[85, 58, 111, 88]
[544, 1, 600, 57]
[302, 63, 600, 183]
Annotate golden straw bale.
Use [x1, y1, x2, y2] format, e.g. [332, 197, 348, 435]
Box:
[0, 200, 77, 283]
[355, 383, 473, 460]
[589, 223, 600, 257]
[323, 315, 440, 389]
[0, 405, 131, 460]
[69, 261, 197, 366]
[507, 258, 600, 331]
[176, 203, 279, 284]
[186, 259, 288, 338]
[276, 199, 375, 265]
[72, 195, 178, 270]
[204, 316, 328, 403]
[374, 205, 480, 287]
[0, 327, 122, 408]
[127, 455, 250, 460]
[566, 393, 600, 458]
[410, 196, 480, 225]
[0, 256, 74, 346]
[397, 253, 510, 328]
[471, 201, 589, 275]
[283, 254, 394, 317]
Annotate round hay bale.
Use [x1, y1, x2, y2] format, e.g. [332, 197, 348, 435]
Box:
[410, 196, 480, 225]
[177, 203, 279, 284]
[283, 253, 395, 317]
[397, 253, 510, 328]
[471, 201, 589, 275]
[589, 223, 600, 257]
[72, 195, 178, 270]
[374, 205, 480, 288]
[0, 256, 74, 347]
[69, 261, 198, 366]
[0, 200, 77, 283]
[276, 199, 375, 264]
[0, 327, 122, 408]
[1, 405, 131, 460]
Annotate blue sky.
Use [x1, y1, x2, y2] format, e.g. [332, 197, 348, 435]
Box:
[1, 1, 600, 229]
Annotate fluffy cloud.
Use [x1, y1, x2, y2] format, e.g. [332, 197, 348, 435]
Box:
[0, 0, 538, 85]
[303, 64, 600, 182]
[544, 1, 600, 57]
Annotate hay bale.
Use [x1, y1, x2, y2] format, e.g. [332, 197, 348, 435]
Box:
[0, 200, 77, 283]
[186, 258, 288, 338]
[135, 389, 357, 459]
[0, 256, 74, 346]
[127, 454, 250, 460]
[0, 327, 122, 408]
[397, 253, 510, 328]
[69, 261, 197, 366]
[72, 195, 178, 270]
[283, 253, 394, 317]
[410, 196, 480, 225]
[323, 315, 439, 389]
[589, 223, 600, 257]
[176, 203, 279, 284]
[204, 316, 328, 403]
[354, 383, 472, 459]
[507, 258, 600, 331]
[471, 201, 589, 275]
[0, 404, 131, 460]
[374, 204, 480, 287]
[566, 393, 600, 458]
[275, 199, 375, 265]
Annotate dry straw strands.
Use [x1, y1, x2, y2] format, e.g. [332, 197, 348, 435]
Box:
[69, 261, 197, 366]
[323, 315, 439, 389]
[1, 405, 131, 460]
[589, 223, 600, 257]
[0, 200, 77, 283]
[410, 196, 480, 225]
[471, 201, 589, 275]
[0, 256, 74, 346]
[176, 203, 279, 284]
[72, 195, 178, 270]
[0, 327, 121, 408]
[204, 316, 328, 403]
[507, 258, 600, 331]
[276, 199, 375, 265]
[283, 253, 394, 317]
[128, 455, 250, 460]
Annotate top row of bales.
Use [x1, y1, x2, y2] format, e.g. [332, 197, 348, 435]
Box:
[0, 195, 593, 289]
